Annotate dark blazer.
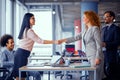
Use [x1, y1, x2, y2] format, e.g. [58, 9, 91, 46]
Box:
[102, 24, 120, 63]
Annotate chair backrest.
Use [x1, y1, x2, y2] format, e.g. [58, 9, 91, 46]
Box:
[78, 50, 86, 57]
[0, 67, 10, 80]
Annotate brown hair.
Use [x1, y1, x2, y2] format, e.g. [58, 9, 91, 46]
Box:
[84, 11, 101, 29]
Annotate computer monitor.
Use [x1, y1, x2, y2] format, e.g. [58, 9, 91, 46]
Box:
[65, 44, 75, 53]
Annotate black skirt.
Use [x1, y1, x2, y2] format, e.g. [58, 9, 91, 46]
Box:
[13, 48, 30, 78]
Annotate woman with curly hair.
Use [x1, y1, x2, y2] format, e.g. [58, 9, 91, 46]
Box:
[0, 34, 15, 80]
[57, 11, 104, 80]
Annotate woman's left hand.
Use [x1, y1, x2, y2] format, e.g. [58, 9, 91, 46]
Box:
[95, 58, 101, 65]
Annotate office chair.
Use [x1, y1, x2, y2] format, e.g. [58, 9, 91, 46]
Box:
[0, 67, 10, 80]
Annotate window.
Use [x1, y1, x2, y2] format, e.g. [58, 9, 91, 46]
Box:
[6, 0, 12, 34]
[15, 2, 27, 46]
[14, 3, 53, 56]
[15, 3, 20, 45]
[30, 11, 53, 56]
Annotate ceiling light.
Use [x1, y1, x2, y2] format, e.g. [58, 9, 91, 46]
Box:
[75, 26, 79, 28]
[52, 11, 56, 14]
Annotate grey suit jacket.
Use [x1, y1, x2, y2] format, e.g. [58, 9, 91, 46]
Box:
[66, 26, 103, 60]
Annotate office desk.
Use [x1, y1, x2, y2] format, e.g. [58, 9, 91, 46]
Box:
[28, 56, 87, 60]
[19, 64, 96, 80]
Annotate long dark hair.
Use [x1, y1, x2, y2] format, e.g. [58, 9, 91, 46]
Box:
[18, 13, 34, 39]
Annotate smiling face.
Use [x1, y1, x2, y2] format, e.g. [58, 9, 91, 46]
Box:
[103, 13, 114, 24]
[83, 14, 90, 25]
[82, 11, 101, 29]
[30, 16, 35, 26]
[6, 39, 14, 51]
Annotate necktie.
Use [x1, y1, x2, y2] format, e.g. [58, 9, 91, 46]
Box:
[103, 26, 108, 41]
[107, 26, 110, 30]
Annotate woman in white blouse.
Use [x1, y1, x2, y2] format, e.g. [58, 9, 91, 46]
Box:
[13, 13, 55, 80]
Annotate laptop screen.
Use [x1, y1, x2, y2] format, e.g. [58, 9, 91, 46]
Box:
[50, 55, 62, 64]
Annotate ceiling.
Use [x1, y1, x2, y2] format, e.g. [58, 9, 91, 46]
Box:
[18, 0, 120, 31]
[19, 0, 120, 3]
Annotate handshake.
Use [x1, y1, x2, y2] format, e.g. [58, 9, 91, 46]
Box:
[54, 39, 67, 44]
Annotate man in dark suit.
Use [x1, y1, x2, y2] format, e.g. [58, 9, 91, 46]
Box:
[102, 11, 120, 80]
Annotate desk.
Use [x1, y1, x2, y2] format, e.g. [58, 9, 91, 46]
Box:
[19, 64, 96, 80]
[28, 56, 87, 60]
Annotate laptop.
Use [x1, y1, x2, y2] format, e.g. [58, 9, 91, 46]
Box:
[44, 55, 69, 67]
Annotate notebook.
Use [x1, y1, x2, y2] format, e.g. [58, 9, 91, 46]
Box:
[70, 62, 91, 68]
[27, 62, 45, 67]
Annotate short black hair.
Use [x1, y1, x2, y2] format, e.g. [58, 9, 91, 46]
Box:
[104, 11, 115, 19]
[0, 34, 13, 47]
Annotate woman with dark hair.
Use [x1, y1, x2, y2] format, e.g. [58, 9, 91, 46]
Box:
[13, 13, 55, 80]
[0, 34, 15, 80]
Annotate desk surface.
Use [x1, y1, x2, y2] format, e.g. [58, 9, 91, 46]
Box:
[19, 63, 95, 71]
[28, 56, 87, 60]
[19, 63, 96, 80]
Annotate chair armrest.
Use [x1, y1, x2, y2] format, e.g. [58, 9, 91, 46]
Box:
[0, 67, 10, 73]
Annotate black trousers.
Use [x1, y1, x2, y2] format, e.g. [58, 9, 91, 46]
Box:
[103, 50, 120, 80]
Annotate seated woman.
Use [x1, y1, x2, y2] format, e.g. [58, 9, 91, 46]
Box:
[0, 34, 15, 80]
[0, 34, 41, 80]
